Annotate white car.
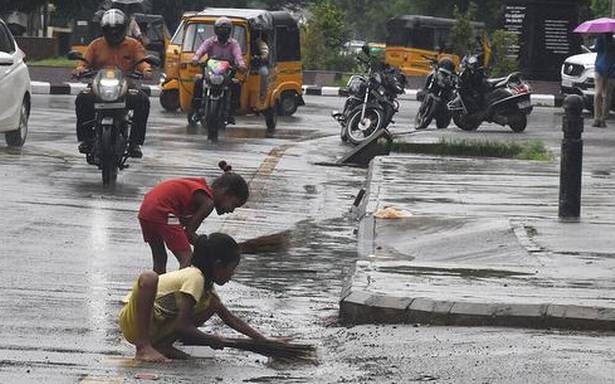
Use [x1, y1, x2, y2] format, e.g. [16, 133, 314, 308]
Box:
[0, 18, 30, 147]
[561, 51, 597, 110]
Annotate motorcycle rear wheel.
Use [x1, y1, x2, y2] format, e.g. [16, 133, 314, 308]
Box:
[509, 113, 527, 133]
[347, 106, 383, 146]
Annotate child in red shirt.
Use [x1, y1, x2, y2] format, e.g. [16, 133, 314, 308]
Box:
[138, 161, 249, 274]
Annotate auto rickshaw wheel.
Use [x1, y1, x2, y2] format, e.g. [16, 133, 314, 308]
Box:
[160, 89, 180, 112]
[277, 91, 299, 116]
[264, 107, 277, 134]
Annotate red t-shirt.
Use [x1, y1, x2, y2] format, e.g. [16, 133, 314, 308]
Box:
[139, 178, 214, 224]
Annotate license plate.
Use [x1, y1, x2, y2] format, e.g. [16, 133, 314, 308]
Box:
[94, 102, 126, 110]
[518, 100, 531, 109]
[101, 117, 114, 125]
[561, 79, 573, 88]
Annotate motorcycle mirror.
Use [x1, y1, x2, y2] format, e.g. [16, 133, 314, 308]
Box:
[137, 55, 161, 68]
[67, 50, 86, 62]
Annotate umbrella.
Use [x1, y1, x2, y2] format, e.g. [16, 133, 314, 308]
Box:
[574, 17, 615, 34]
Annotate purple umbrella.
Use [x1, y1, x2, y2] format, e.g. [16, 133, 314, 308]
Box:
[574, 17, 615, 34]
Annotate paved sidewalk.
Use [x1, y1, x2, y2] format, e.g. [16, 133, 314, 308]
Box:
[340, 126, 615, 330]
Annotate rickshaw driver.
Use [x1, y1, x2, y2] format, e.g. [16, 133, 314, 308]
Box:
[191, 17, 247, 125]
[254, 30, 270, 102]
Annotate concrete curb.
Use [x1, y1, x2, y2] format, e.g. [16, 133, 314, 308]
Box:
[339, 157, 615, 331]
[340, 285, 615, 331]
[302, 85, 565, 108]
[30, 81, 161, 97]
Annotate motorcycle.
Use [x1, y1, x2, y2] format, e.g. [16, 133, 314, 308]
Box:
[415, 56, 457, 130]
[448, 54, 532, 132]
[332, 46, 406, 146]
[68, 51, 159, 185]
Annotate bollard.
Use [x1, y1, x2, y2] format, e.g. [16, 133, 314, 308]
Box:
[558, 95, 584, 221]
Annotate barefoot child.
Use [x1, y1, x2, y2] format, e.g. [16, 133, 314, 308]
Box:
[119, 233, 269, 362]
[138, 161, 249, 274]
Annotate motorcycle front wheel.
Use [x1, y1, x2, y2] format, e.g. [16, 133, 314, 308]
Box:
[346, 106, 383, 146]
[415, 94, 436, 130]
[435, 111, 452, 129]
[100, 127, 118, 186]
[206, 99, 223, 142]
[453, 112, 481, 131]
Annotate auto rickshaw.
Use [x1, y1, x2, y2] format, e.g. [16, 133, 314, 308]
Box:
[159, 12, 196, 111]
[70, 11, 171, 63]
[171, 8, 304, 121]
[385, 15, 489, 76]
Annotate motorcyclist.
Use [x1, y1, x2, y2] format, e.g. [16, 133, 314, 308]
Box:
[73, 9, 152, 158]
[191, 16, 247, 125]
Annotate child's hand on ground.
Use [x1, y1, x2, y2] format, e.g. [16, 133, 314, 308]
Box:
[208, 335, 225, 350]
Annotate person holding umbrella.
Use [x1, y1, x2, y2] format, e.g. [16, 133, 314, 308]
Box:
[574, 18, 615, 127]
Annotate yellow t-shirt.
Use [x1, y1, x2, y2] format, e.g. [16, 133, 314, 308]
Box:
[119, 266, 215, 345]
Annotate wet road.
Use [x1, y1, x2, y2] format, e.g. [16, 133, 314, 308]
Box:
[0, 95, 613, 383]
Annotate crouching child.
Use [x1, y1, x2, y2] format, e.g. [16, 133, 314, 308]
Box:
[119, 233, 268, 362]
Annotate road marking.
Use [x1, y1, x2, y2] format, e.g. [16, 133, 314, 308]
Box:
[219, 143, 294, 237]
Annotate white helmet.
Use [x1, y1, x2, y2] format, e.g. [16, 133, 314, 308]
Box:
[101, 9, 128, 46]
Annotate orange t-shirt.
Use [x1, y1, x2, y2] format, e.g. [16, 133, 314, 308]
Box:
[139, 178, 214, 224]
[77, 37, 151, 74]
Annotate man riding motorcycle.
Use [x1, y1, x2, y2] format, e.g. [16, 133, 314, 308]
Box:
[73, 9, 152, 158]
[190, 16, 247, 125]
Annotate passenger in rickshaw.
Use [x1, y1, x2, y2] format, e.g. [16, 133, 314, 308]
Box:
[253, 30, 270, 102]
[190, 17, 247, 125]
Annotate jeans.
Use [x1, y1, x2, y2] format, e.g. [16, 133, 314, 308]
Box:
[594, 72, 615, 124]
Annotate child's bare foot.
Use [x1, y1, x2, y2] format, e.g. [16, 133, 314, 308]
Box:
[156, 344, 191, 360]
[135, 345, 171, 363]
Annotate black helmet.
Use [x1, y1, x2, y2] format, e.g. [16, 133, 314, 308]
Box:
[214, 17, 232, 44]
[101, 9, 128, 46]
[438, 57, 455, 74]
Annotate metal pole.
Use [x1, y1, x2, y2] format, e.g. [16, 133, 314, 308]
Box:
[558, 95, 584, 221]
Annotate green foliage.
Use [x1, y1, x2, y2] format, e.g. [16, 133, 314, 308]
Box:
[591, 0, 610, 17]
[450, 2, 478, 57]
[393, 138, 553, 161]
[489, 29, 519, 77]
[302, 0, 353, 71]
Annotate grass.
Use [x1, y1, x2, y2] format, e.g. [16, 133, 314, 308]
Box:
[392, 138, 554, 161]
[28, 57, 75, 67]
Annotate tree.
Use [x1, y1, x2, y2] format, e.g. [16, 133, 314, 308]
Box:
[302, 0, 352, 70]
[489, 29, 518, 77]
[450, 2, 478, 57]
[591, 0, 610, 17]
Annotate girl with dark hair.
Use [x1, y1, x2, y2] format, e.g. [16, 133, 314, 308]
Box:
[119, 233, 269, 362]
[138, 161, 249, 274]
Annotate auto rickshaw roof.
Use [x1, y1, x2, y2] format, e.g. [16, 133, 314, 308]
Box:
[387, 15, 484, 30]
[192, 8, 278, 30]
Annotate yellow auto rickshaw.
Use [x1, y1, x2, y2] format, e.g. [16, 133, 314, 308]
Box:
[385, 15, 489, 76]
[159, 12, 196, 111]
[166, 8, 303, 123]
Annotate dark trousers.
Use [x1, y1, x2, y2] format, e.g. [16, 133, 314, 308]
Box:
[75, 89, 150, 145]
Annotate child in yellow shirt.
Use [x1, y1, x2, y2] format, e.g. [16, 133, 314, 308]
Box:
[119, 233, 269, 362]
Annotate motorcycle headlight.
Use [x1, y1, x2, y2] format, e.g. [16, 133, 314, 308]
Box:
[92, 69, 126, 102]
[209, 74, 225, 86]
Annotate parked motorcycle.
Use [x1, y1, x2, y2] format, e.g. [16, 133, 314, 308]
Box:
[332, 46, 406, 145]
[448, 54, 532, 132]
[68, 51, 159, 185]
[415, 56, 457, 130]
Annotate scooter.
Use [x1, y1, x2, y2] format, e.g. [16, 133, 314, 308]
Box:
[448, 54, 532, 132]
